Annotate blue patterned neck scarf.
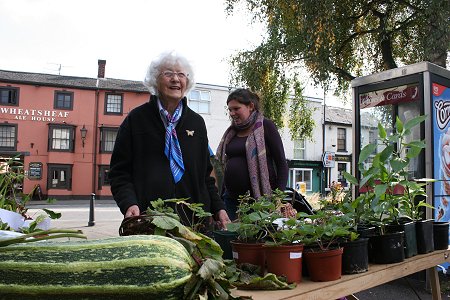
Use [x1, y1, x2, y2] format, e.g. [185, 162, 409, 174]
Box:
[160, 101, 184, 183]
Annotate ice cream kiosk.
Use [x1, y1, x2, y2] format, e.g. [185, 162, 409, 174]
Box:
[351, 61, 450, 251]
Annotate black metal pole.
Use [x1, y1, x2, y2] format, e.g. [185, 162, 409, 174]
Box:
[322, 86, 326, 196]
[88, 193, 95, 226]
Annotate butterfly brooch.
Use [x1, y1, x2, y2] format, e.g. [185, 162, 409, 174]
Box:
[186, 130, 195, 136]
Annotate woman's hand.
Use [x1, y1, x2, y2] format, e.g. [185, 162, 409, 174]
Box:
[215, 209, 231, 230]
[125, 205, 140, 218]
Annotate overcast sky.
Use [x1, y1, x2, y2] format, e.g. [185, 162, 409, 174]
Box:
[0, 0, 347, 106]
[0, 0, 266, 84]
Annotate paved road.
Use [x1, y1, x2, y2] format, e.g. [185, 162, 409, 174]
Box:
[26, 200, 448, 300]
[27, 200, 122, 240]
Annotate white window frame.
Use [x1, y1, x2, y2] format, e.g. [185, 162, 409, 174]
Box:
[188, 89, 211, 114]
[0, 124, 17, 151]
[293, 138, 305, 159]
[49, 125, 74, 152]
[100, 127, 118, 153]
[105, 93, 123, 114]
[289, 168, 313, 192]
[337, 162, 348, 188]
[47, 164, 72, 190]
[337, 127, 347, 151]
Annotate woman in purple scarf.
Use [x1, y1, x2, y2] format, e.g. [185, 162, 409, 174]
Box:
[216, 88, 288, 220]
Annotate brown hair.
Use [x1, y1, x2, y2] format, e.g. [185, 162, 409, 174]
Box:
[226, 88, 260, 111]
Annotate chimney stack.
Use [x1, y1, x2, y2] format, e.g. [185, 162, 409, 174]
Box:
[97, 59, 106, 78]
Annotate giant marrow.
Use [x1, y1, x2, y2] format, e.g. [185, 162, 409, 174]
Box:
[0, 235, 195, 299]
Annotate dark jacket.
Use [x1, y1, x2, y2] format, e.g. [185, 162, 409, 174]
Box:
[109, 95, 224, 220]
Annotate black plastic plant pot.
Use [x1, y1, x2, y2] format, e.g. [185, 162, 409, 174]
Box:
[433, 221, 449, 250]
[416, 219, 434, 254]
[386, 220, 418, 258]
[341, 237, 369, 274]
[369, 231, 405, 264]
[356, 224, 377, 238]
[213, 230, 238, 259]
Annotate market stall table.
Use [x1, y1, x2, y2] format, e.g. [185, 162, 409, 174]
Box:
[232, 247, 450, 300]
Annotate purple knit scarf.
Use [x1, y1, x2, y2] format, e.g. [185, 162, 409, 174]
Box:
[217, 112, 271, 199]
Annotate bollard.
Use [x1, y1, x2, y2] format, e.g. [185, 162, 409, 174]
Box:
[88, 193, 95, 226]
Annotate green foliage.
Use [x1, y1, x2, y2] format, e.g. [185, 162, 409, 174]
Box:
[0, 156, 28, 214]
[343, 115, 432, 234]
[146, 199, 240, 299]
[229, 41, 317, 140]
[288, 79, 317, 141]
[265, 217, 303, 246]
[225, 0, 449, 113]
[226, 189, 304, 244]
[0, 229, 86, 247]
[226, 192, 277, 242]
[226, 261, 295, 290]
[152, 198, 213, 233]
[0, 157, 61, 233]
[297, 210, 353, 251]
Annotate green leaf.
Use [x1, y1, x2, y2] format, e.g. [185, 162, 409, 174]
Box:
[151, 215, 180, 230]
[195, 233, 224, 260]
[406, 145, 423, 159]
[404, 115, 427, 131]
[184, 275, 202, 300]
[395, 116, 404, 134]
[390, 157, 409, 172]
[358, 143, 377, 165]
[153, 227, 166, 236]
[226, 222, 240, 232]
[378, 123, 387, 139]
[42, 208, 61, 219]
[359, 173, 373, 188]
[232, 272, 295, 290]
[379, 145, 394, 163]
[198, 258, 224, 280]
[343, 171, 358, 185]
[178, 225, 203, 241]
[374, 184, 388, 198]
[407, 140, 426, 149]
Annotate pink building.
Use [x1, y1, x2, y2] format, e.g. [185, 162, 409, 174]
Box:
[0, 60, 150, 199]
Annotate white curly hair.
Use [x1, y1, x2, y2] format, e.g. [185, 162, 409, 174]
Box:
[143, 50, 195, 96]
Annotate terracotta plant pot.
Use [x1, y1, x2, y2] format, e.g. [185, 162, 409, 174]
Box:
[230, 241, 265, 274]
[304, 247, 343, 282]
[265, 244, 304, 283]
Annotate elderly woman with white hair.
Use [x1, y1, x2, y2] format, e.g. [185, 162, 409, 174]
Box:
[109, 51, 230, 230]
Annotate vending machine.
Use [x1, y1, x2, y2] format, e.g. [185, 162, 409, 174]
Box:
[351, 61, 450, 247]
[432, 76, 450, 224]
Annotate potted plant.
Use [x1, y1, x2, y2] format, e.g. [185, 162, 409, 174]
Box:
[253, 190, 306, 283]
[298, 209, 353, 281]
[226, 192, 272, 274]
[226, 189, 301, 277]
[344, 115, 432, 263]
[328, 194, 370, 275]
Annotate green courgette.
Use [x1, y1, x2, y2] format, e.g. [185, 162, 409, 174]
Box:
[0, 235, 195, 299]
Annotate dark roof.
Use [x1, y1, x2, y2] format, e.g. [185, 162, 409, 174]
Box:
[0, 69, 148, 93]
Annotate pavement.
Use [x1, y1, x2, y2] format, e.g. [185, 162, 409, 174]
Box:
[26, 199, 449, 300]
[27, 199, 123, 240]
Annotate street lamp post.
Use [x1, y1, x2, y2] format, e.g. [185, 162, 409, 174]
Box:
[322, 86, 327, 196]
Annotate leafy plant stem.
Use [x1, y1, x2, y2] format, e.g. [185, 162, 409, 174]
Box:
[0, 229, 86, 247]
